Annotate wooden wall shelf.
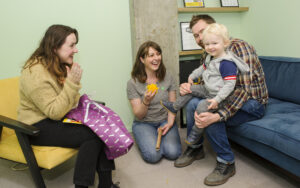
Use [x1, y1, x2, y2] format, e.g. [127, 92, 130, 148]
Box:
[178, 7, 249, 13]
[179, 50, 204, 56]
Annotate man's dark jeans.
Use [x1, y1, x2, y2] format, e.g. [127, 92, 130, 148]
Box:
[185, 98, 265, 163]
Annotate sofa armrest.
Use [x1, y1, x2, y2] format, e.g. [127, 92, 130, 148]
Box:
[0, 114, 40, 136]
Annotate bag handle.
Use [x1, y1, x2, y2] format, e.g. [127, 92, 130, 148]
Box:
[84, 101, 109, 123]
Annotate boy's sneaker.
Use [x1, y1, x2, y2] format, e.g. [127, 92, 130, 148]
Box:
[184, 125, 203, 146]
[160, 101, 178, 114]
[174, 146, 205, 167]
[204, 161, 236, 186]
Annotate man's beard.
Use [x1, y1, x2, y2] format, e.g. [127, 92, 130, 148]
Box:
[198, 41, 204, 49]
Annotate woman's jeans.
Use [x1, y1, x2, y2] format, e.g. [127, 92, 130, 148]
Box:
[185, 98, 265, 163]
[29, 118, 115, 187]
[132, 120, 182, 163]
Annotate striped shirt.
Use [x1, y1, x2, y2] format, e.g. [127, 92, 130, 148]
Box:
[204, 38, 269, 120]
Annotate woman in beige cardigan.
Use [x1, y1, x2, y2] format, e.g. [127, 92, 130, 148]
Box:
[18, 24, 119, 188]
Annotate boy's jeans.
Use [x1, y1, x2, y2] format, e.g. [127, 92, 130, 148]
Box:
[185, 98, 265, 163]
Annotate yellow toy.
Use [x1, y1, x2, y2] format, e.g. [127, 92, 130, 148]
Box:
[63, 118, 82, 124]
[146, 84, 159, 94]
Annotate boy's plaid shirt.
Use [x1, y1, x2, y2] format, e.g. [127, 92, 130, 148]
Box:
[202, 38, 269, 120]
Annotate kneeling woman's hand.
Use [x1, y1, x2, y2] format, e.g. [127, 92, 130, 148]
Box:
[143, 90, 156, 105]
[161, 123, 173, 136]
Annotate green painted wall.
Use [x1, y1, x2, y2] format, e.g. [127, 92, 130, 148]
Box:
[1, 0, 299, 131]
[0, 0, 134, 129]
[240, 0, 300, 57]
[177, 0, 300, 58]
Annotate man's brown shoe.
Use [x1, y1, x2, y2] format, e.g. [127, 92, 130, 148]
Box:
[204, 161, 236, 186]
[174, 147, 205, 168]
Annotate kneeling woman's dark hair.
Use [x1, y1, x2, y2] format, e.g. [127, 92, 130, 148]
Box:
[131, 41, 166, 83]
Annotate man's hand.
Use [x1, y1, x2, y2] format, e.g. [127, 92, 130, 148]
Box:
[194, 112, 220, 128]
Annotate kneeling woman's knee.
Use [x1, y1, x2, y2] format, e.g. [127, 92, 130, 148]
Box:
[163, 145, 181, 160]
[141, 150, 162, 164]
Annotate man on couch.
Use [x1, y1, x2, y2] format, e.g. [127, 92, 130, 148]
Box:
[175, 14, 269, 186]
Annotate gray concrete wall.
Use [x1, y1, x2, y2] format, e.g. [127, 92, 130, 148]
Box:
[130, 0, 181, 126]
[130, 0, 179, 85]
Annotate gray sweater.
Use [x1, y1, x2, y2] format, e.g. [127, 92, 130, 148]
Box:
[189, 51, 249, 103]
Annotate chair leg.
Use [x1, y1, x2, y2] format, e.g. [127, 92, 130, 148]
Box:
[0, 125, 3, 140]
[15, 131, 46, 188]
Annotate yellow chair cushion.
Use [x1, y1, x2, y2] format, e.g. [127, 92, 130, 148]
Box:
[0, 134, 78, 169]
[0, 77, 78, 169]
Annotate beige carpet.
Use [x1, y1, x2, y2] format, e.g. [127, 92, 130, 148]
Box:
[0, 128, 298, 188]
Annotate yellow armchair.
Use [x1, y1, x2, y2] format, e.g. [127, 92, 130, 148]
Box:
[0, 77, 78, 188]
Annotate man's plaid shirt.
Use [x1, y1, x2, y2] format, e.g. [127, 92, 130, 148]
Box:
[201, 38, 269, 120]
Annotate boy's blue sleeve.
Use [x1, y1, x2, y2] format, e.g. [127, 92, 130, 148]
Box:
[219, 60, 237, 80]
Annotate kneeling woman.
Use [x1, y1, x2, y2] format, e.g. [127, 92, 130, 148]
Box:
[127, 41, 182, 163]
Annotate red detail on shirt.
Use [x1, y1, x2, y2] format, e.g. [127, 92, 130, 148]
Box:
[224, 75, 237, 80]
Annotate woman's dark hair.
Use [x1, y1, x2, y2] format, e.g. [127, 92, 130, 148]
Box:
[131, 41, 166, 83]
[189, 14, 216, 29]
[23, 24, 78, 85]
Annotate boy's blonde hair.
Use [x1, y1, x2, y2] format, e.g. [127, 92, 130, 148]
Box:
[202, 23, 230, 45]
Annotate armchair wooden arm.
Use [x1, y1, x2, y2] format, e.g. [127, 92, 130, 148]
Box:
[0, 114, 39, 136]
[0, 114, 44, 188]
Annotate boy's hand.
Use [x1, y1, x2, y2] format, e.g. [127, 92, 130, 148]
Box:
[188, 77, 193, 85]
[207, 99, 218, 110]
[179, 82, 192, 96]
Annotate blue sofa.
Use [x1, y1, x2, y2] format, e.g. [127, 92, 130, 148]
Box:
[227, 56, 300, 177]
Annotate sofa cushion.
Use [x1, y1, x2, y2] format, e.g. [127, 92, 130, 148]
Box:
[227, 131, 300, 177]
[259, 56, 300, 104]
[228, 98, 300, 161]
